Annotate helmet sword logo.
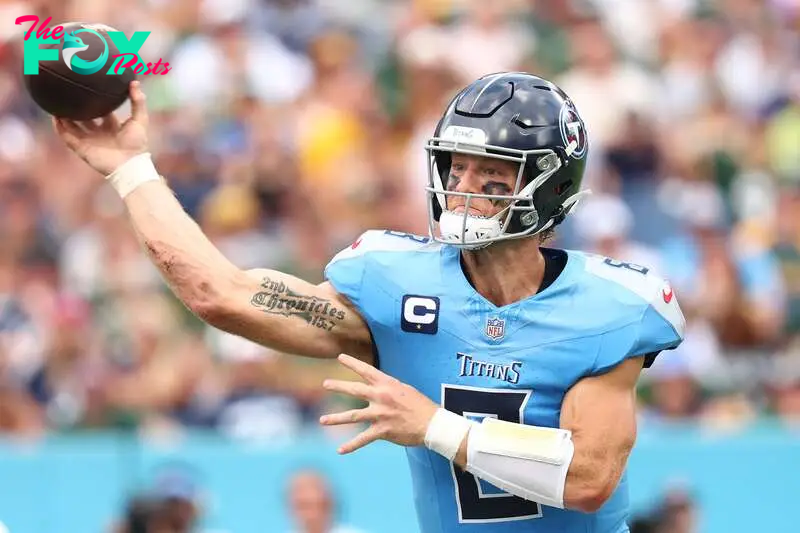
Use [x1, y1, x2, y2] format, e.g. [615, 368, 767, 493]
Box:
[559, 104, 587, 159]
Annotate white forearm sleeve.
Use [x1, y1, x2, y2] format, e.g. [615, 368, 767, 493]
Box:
[466, 417, 574, 509]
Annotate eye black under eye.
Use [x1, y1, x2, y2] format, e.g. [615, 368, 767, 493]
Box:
[483, 182, 512, 194]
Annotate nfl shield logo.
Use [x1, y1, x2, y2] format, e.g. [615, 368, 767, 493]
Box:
[485, 317, 505, 340]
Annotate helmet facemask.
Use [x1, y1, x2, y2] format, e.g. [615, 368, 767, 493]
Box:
[424, 132, 586, 249]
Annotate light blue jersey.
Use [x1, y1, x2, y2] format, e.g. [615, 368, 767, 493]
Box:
[324, 230, 685, 533]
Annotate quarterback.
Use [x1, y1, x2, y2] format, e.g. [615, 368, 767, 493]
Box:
[54, 72, 685, 533]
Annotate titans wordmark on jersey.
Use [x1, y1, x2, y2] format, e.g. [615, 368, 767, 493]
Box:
[324, 230, 685, 533]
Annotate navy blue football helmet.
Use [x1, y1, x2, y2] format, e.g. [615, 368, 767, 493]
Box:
[425, 72, 589, 248]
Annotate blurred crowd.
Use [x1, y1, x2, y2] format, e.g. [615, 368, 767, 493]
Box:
[111, 465, 368, 533]
[0, 0, 799, 446]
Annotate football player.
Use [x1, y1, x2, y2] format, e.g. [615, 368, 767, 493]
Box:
[54, 72, 685, 533]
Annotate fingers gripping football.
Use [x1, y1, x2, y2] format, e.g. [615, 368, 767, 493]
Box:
[320, 354, 439, 454]
[53, 81, 150, 175]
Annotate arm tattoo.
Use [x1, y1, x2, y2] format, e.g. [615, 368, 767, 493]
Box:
[249, 276, 346, 332]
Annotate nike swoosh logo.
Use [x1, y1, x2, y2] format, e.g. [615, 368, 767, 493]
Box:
[662, 288, 673, 303]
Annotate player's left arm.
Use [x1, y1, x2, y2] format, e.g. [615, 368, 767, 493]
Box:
[549, 356, 643, 512]
[439, 356, 643, 514]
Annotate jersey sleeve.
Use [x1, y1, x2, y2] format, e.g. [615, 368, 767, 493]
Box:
[630, 286, 686, 368]
[323, 230, 435, 370]
[323, 229, 433, 314]
[323, 231, 377, 311]
[588, 258, 687, 375]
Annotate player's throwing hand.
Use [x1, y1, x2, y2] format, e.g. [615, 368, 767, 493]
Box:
[321, 354, 440, 454]
[53, 80, 150, 176]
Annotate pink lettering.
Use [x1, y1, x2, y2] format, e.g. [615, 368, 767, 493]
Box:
[16, 15, 65, 41]
[34, 16, 54, 40]
[109, 53, 171, 75]
[110, 52, 140, 74]
[148, 58, 164, 74]
[15, 15, 39, 41]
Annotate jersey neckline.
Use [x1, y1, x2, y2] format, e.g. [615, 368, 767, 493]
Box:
[441, 245, 580, 311]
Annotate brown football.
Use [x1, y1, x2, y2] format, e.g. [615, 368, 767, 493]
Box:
[22, 22, 136, 120]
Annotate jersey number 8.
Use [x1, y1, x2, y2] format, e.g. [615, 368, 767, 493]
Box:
[443, 385, 543, 522]
[602, 257, 649, 275]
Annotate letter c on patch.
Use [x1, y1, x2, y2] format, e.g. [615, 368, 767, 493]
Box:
[401, 295, 440, 334]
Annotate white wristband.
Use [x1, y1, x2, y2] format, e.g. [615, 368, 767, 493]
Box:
[106, 152, 161, 198]
[424, 408, 474, 462]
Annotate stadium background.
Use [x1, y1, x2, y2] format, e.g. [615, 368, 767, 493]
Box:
[0, 0, 798, 531]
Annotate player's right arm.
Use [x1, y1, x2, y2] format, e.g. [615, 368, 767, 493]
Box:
[52, 82, 374, 363]
[104, 168, 373, 362]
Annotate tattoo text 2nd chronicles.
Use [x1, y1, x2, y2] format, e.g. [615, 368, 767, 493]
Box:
[250, 277, 346, 332]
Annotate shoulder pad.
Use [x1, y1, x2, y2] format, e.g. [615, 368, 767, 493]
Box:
[583, 253, 685, 337]
[329, 230, 439, 264]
